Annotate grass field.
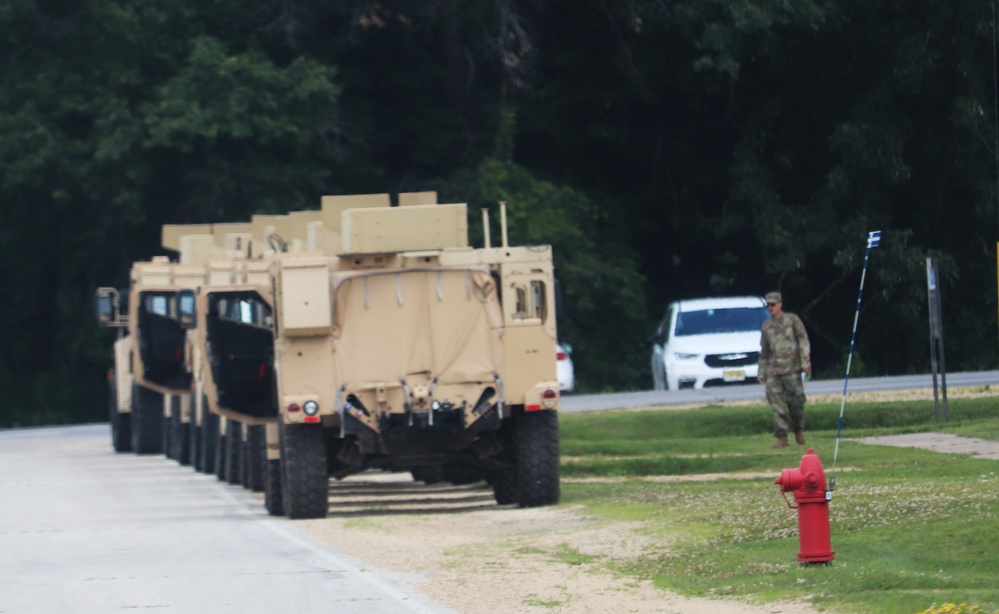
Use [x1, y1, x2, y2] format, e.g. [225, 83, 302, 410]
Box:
[558, 393, 999, 613]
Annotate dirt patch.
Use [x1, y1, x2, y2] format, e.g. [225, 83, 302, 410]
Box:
[295, 472, 817, 614]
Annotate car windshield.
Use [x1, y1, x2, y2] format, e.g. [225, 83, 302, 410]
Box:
[674, 307, 769, 336]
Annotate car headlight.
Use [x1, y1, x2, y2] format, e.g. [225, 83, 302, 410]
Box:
[673, 352, 700, 361]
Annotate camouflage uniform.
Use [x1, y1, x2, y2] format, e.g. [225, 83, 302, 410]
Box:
[759, 304, 811, 439]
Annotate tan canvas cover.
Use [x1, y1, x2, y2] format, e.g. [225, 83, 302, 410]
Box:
[331, 268, 503, 388]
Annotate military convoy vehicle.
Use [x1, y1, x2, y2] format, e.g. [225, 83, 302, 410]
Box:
[96, 257, 203, 455]
[98, 192, 562, 519]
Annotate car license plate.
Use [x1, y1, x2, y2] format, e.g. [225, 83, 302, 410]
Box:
[723, 369, 746, 382]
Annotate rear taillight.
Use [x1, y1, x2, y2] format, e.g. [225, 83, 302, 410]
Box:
[556, 351, 567, 361]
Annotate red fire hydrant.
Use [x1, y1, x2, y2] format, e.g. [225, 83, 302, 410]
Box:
[774, 448, 835, 564]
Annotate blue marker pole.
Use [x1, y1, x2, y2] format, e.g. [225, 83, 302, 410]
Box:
[830, 230, 881, 492]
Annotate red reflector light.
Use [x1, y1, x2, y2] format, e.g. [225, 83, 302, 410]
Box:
[525, 404, 542, 411]
[287, 403, 301, 413]
[304, 415, 320, 424]
[542, 389, 557, 399]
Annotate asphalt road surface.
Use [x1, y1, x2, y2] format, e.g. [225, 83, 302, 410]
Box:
[561, 370, 999, 412]
[0, 424, 457, 614]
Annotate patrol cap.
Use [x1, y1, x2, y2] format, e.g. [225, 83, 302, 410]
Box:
[765, 291, 782, 304]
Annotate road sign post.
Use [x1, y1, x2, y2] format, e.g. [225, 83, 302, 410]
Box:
[926, 257, 948, 421]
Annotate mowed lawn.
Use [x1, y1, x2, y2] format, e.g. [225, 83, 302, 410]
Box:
[558, 392, 999, 614]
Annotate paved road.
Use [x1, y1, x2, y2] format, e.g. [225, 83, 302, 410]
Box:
[561, 370, 999, 413]
[0, 424, 457, 614]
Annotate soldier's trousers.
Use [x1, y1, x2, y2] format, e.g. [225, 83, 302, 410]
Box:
[766, 372, 806, 437]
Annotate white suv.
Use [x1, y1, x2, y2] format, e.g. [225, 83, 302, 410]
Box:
[650, 296, 769, 390]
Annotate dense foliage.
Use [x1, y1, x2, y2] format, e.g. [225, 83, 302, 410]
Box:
[1, 0, 996, 425]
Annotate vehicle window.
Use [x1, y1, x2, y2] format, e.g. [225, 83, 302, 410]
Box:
[674, 307, 769, 336]
[144, 294, 170, 316]
[510, 280, 547, 323]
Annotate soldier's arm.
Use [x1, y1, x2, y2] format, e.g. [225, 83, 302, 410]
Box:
[758, 327, 770, 382]
[793, 315, 811, 372]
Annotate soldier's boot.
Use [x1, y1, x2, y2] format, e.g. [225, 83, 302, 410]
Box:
[773, 435, 789, 448]
[794, 431, 806, 445]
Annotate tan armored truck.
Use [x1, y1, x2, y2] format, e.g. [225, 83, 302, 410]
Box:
[112, 191, 562, 519]
[96, 257, 204, 455]
[258, 192, 563, 518]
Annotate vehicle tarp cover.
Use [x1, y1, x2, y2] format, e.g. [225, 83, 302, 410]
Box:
[331, 268, 504, 386]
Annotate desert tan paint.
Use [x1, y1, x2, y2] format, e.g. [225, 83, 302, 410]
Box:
[128, 192, 558, 435]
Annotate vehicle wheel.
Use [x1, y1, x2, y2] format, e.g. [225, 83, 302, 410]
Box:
[264, 459, 284, 516]
[200, 402, 218, 475]
[244, 425, 266, 492]
[490, 461, 517, 505]
[514, 409, 560, 508]
[281, 423, 329, 519]
[490, 420, 517, 504]
[190, 420, 202, 472]
[225, 419, 242, 485]
[214, 419, 227, 481]
[108, 373, 132, 453]
[162, 397, 174, 460]
[131, 383, 163, 455]
[171, 396, 190, 466]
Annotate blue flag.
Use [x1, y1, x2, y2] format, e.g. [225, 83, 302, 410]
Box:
[867, 230, 881, 248]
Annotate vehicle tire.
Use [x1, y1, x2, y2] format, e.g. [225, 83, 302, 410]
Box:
[264, 459, 284, 516]
[244, 425, 266, 492]
[200, 402, 218, 475]
[225, 419, 242, 485]
[190, 420, 202, 472]
[214, 419, 227, 481]
[490, 421, 517, 505]
[171, 396, 190, 466]
[108, 374, 132, 453]
[514, 409, 560, 508]
[280, 423, 329, 519]
[490, 462, 517, 505]
[131, 383, 163, 455]
[162, 398, 174, 460]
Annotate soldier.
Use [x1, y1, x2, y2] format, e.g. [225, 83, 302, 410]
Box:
[758, 291, 811, 448]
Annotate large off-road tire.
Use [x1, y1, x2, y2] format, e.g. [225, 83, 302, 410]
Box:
[225, 419, 242, 485]
[108, 374, 132, 453]
[170, 396, 190, 466]
[514, 409, 560, 508]
[130, 383, 163, 455]
[214, 420, 227, 481]
[264, 459, 284, 516]
[243, 425, 266, 492]
[490, 460, 517, 505]
[199, 402, 218, 475]
[162, 398, 174, 460]
[280, 423, 329, 519]
[190, 401, 202, 473]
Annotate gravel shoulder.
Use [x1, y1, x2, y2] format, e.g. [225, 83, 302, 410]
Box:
[296, 472, 818, 614]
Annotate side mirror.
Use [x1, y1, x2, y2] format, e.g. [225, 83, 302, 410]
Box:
[95, 287, 128, 327]
[648, 331, 665, 346]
